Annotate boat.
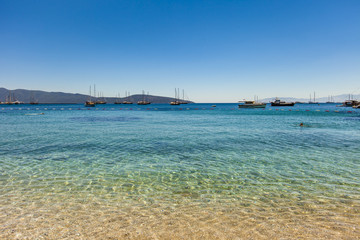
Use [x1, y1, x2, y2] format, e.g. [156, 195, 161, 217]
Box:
[352, 104, 360, 109]
[170, 88, 181, 105]
[342, 100, 360, 107]
[179, 89, 189, 104]
[4, 91, 23, 105]
[271, 98, 295, 106]
[238, 100, 266, 108]
[85, 86, 96, 107]
[13, 100, 24, 105]
[341, 94, 359, 107]
[95, 92, 107, 104]
[326, 95, 335, 103]
[137, 90, 151, 105]
[170, 101, 180, 105]
[114, 93, 122, 104]
[308, 92, 319, 104]
[96, 100, 107, 104]
[85, 101, 95, 107]
[122, 91, 133, 104]
[30, 92, 38, 105]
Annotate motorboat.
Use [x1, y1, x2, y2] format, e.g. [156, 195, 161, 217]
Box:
[271, 98, 295, 106]
[238, 100, 266, 108]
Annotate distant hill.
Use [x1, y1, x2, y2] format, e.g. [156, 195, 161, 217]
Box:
[0, 88, 193, 104]
[260, 94, 360, 103]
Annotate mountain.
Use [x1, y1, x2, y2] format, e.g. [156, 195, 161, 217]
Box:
[260, 94, 360, 103]
[0, 88, 193, 104]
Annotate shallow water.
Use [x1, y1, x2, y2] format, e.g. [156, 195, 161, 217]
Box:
[0, 103, 359, 239]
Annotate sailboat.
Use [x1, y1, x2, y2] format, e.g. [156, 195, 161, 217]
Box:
[85, 86, 96, 107]
[179, 89, 189, 104]
[96, 92, 107, 104]
[170, 88, 181, 105]
[114, 93, 122, 104]
[5, 91, 23, 105]
[326, 95, 334, 103]
[30, 92, 38, 105]
[308, 92, 319, 104]
[137, 90, 151, 105]
[122, 91, 133, 104]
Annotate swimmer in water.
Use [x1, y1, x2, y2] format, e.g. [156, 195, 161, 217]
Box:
[300, 122, 303, 127]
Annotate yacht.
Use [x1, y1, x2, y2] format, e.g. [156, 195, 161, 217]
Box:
[342, 100, 359, 107]
[271, 98, 295, 106]
[238, 100, 266, 108]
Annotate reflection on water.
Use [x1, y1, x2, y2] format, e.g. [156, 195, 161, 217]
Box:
[0, 104, 359, 239]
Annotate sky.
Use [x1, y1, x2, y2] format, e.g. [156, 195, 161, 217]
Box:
[0, 0, 359, 102]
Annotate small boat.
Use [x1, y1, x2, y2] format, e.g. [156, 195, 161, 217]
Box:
[30, 92, 38, 105]
[123, 91, 133, 104]
[170, 88, 181, 105]
[13, 100, 24, 105]
[352, 104, 360, 109]
[238, 100, 266, 108]
[179, 89, 189, 104]
[308, 92, 319, 104]
[85, 101, 96, 107]
[137, 101, 150, 105]
[137, 90, 151, 105]
[211, 105, 216, 107]
[271, 98, 295, 106]
[170, 101, 181, 105]
[114, 93, 122, 104]
[85, 86, 96, 107]
[326, 95, 335, 103]
[95, 93, 107, 104]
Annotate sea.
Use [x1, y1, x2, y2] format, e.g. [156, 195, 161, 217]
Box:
[0, 103, 359, 239]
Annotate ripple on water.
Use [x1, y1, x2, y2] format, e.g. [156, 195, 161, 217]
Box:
[0, 104, 359, 239]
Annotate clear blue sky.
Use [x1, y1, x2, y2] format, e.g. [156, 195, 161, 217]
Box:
[1, 0, 359, 102]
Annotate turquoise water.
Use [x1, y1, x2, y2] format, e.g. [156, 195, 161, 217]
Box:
[0, 103, 359, 239]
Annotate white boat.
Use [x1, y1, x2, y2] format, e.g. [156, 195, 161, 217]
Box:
[238, 100, 266, 108]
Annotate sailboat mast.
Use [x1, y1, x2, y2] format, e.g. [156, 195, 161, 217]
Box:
[94, 84, 96, 100]
[89, 86, 92, 101]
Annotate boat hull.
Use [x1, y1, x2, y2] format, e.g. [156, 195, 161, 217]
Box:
[271, 103, 295, 106]
[238, 104, 266, 108]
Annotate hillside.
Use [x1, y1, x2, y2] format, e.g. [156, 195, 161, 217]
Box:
[0, 88, 193, 104]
